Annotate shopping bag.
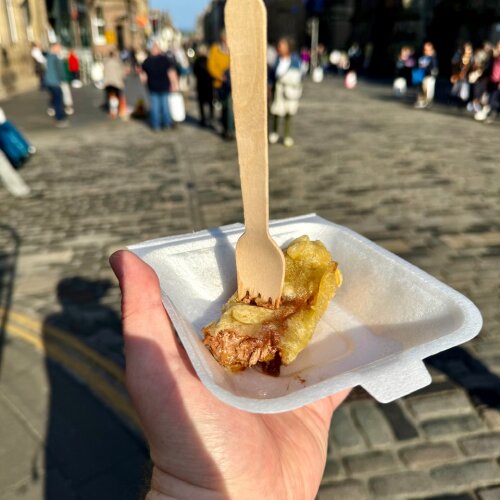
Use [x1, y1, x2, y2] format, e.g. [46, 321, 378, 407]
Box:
[168, 92, 186, 122]
[344, 71, 357, 89]
[412, 68, 425, 86]
[312, 66, 324, 83]
[393, 77, 407, 95]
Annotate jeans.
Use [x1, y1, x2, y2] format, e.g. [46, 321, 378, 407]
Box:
[47, 85, 65, 121]
[149, 92, 172, 130]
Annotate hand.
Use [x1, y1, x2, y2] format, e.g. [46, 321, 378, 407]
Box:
[110, 251, 350, 499]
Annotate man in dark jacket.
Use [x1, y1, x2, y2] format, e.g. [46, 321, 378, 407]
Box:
[141, 43, 179, 130]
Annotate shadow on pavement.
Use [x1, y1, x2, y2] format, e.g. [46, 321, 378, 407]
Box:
[0, 224, 20, 377]
[427, 347, 500, 410]
[41, 277, 150, 499]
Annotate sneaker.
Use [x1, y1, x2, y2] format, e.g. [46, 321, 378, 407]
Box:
[47, 108, 55, 117]
[55, 120, 69, 128]
[283, 137, 295, 147]
[65, 107, 74, 116]
[414, 101, 427, 109]
[269, 132, 279, 144]
[466, 102, 474, 112]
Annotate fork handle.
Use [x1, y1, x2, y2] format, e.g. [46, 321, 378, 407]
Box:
[225, 0, 269, 235]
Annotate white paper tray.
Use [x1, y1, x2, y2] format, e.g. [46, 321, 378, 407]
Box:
[129, 214, 483, 413]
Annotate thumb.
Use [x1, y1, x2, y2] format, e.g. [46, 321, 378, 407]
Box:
[109, 250, 190, 377]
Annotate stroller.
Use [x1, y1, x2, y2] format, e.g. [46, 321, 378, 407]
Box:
[0, 108, 35, 168]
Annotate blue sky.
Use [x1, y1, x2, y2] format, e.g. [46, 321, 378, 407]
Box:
[150, 0, 211, 32]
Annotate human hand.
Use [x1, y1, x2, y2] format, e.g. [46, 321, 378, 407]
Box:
[110, 251, 350, 499]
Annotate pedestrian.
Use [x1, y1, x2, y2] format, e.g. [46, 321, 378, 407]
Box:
[193, 45, 214, 127]
[43, 42, 68, 128]
[207, 30, 231, 137]
[103, 50, 126, 118]
[394, 46, 415, 95]
[67, 48, 80, 82]
[475, 40, 500, 123]
[141, 43, 179, 131]
[414, 42, 439, 109]
[450, 42, 473, 107]
[0, 107, 36, 168]
[31, 42, 46, 90]
[468, 43, 493, 113]
[269, 38, 302, 147]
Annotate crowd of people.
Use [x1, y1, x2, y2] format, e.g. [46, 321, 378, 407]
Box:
[395, 39, 500, 123]
[2, 33, 500, 178]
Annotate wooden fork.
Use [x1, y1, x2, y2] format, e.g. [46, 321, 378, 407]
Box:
[225, 0, 285, 309]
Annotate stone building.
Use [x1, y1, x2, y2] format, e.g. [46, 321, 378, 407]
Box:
[86, 0, 149, 56]
[202, 0, 307, 49]
[0, 0, 50, 98]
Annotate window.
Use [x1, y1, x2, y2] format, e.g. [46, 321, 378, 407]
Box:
[92, 6, 106, 45]
[4, 0, 18, 44]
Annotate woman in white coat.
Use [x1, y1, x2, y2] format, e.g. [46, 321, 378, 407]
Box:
[269, 38, 303, 147]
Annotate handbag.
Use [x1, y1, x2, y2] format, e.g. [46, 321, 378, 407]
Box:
[412, 68, 425, 85]
[344, 71, 357, 89]
[451, 80, 470, 101]
[168, 92, 186, 122]
[312, 66, 324, 83]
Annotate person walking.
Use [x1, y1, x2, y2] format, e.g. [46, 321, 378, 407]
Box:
[31, 42, 46, 90]
[269, 38, 302, 147]
[193, 45, 214, 127]
[450, 42, 473, 107]
[141, 43, 179, 131]
[414, 42, 439, 109]
[207, 30, 231, 137]
[44, 42, 68, 128]
[475, 40, 500, 123]
[103, 51, 126, 118]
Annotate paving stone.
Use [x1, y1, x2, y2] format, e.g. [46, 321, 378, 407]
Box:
[458, 433, 500, 457]
[399, 442, 460, 469]
[406, 391, 473, 420]
[482, 409, 500, 431]
[430, 460, 500, 487]
[422, 414, 484, 438]
[0, 398, 42, 491]
[343, 450, 398, 475]
[317, 479, 368, 500]
[350, 401, 395, 448]
[369, 471, 433, 497]
[378, 402, 419, 441]
[322, 459, 343, 480]
[329, 406, 365, 452]
[477, 486, 500, 500]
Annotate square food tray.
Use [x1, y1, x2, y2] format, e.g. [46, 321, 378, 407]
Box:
[129, 214, 483, 413]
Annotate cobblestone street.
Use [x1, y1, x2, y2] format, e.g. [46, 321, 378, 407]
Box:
[0, 77, 499, 499]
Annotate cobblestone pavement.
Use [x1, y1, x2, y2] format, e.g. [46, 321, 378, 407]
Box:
[0, 77, 499, 499]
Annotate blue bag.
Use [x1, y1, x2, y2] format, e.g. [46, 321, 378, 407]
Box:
[412, 68, 425, 86]
[0, 121, 31, 168]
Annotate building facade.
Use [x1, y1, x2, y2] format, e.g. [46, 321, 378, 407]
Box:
[0, 0, 50, 98]
[202, 0, 307, 49]
[86, 0, 149, 56]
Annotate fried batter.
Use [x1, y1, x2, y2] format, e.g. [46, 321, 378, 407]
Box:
[203, 236, 342, 374]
